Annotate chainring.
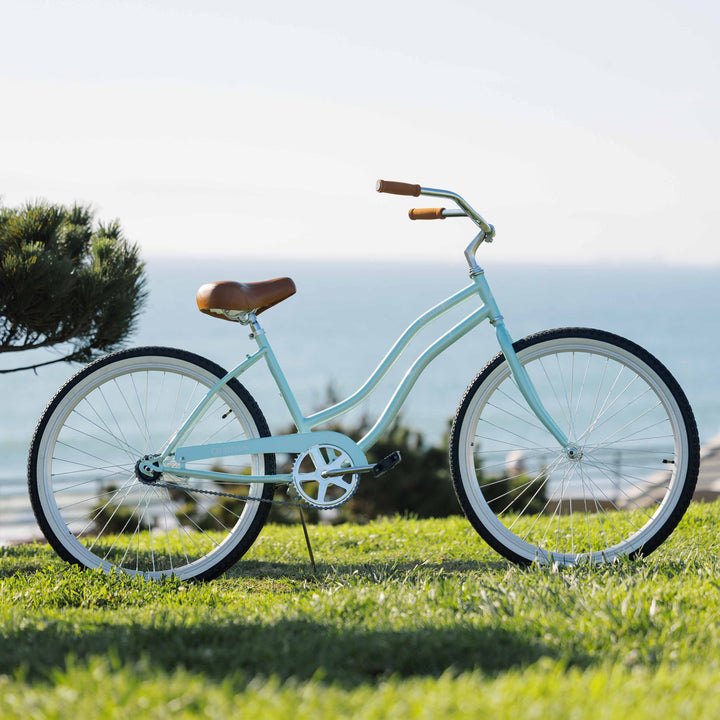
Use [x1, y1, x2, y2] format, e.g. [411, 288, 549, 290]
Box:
[291, 444, 360, 509]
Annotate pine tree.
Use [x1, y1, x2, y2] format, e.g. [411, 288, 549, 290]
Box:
[0, 201, 147, 373]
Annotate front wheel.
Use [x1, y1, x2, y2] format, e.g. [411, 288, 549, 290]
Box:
[28, 347, 275, 580]
[450, 328, 699, 565]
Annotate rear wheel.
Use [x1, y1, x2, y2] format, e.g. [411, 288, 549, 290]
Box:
[450, 328, 699, 565]
[28, 347, 275, 580]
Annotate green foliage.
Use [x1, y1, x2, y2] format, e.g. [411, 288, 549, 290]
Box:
[347, 417, 458, 520]
[0, 200, 147, 372]
[0, 504, 719, 717]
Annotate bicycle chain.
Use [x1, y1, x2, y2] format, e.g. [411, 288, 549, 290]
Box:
[150, 477, 311, 509]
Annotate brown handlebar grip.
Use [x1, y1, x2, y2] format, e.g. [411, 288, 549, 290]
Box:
[376, 179, 422, 196]
[408, 208, 446, 220]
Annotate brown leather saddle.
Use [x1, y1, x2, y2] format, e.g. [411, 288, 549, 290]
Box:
[196, 277, 296, 321]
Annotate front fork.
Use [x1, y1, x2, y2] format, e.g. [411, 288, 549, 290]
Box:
[472, 272, 578, 459]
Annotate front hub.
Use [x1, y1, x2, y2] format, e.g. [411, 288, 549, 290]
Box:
[565, 445, 583, 461]
[134, 455, 163, 484]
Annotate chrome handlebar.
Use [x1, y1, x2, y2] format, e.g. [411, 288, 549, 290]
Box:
[417, 186, 495, 239]
[377, 180, 495, 276]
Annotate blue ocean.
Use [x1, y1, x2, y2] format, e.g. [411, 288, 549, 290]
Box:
[2, 258, 719, 540]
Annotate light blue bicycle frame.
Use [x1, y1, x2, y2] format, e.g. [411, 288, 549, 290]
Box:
[151, 185, 572, 486]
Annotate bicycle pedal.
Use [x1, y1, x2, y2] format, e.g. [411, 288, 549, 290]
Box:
[372, 451, 402, 477]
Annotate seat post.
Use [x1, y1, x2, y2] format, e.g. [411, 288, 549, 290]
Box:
[247, 312, 265, 338]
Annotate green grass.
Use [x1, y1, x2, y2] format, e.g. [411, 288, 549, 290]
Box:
[1, 503, 720, 718]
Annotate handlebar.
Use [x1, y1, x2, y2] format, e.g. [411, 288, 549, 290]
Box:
[376, 179, 495, 238]
[376, 178, 496, 276]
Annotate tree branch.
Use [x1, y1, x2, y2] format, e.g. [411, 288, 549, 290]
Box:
[0, 334, 67, 353]
[0, 353, 83, 374]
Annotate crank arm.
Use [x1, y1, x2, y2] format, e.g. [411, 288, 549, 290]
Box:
[320, 465, 374, 478]
[321, 451, 402, 479]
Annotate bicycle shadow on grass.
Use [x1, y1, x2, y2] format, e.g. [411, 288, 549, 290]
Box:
[0, 617, 560, 685]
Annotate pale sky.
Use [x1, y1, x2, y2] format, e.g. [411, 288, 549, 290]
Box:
[1, 0, 718, 264]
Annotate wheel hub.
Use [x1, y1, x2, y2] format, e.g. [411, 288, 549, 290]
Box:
[134, 454, 163, 484]
[565, 445, 583, 460]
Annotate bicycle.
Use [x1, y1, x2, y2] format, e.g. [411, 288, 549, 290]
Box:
[28, 180, 700, 580]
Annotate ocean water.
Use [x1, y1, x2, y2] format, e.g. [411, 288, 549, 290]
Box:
[2, 258, 719, 537]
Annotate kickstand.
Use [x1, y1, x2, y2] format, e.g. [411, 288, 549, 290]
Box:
[298, 506, 317, 574]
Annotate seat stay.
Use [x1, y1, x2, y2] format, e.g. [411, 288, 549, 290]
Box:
[158, 347, 268, 459]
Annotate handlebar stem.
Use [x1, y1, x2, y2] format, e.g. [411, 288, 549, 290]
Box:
[464, 231, 486, 277]
[420, 186, 495, 275]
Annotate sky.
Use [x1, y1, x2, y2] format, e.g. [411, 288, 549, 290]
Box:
[1, 0, 719, 264]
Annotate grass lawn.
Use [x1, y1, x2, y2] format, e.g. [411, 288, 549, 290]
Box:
[1, 502, 720, 718]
